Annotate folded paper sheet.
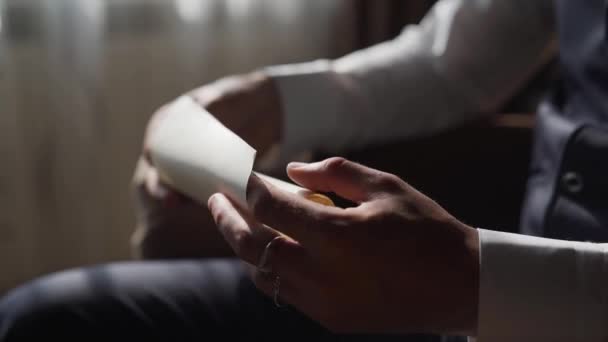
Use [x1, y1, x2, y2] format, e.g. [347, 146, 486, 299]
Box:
[147, 95, 335, 208]
[147, 96, 256, 207]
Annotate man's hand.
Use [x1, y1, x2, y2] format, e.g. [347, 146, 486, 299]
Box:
[131, 156, 233, 258]
[207, 157, 480, 335]
[186, 71, 283, 154]
[131, 71, 283, 258]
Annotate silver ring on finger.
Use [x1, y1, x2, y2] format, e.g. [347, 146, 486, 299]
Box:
[256, 236, 287, 309]
[257, 235, 283, 275]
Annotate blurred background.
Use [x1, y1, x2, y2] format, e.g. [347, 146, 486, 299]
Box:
[0, 0, 435, 293]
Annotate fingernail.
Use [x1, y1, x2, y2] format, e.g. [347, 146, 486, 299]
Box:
[209, 192, 229, 208]
[287, 161, 309, 170]
[208, 193, 220, 205]
[206, 196, 217, 213]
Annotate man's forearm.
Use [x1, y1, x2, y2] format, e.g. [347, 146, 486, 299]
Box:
[265, 0, 556, 157]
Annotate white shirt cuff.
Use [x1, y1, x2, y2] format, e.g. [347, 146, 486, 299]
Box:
[476, 229, 608, 341]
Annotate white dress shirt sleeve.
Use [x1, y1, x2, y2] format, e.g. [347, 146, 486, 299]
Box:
[476, 229, 608, 341]
[264, 0, 556, 157]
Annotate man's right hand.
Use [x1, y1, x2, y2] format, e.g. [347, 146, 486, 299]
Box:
[131, 72, 284, 259]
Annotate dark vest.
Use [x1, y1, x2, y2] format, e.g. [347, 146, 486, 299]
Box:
[520, 0, 608, 242]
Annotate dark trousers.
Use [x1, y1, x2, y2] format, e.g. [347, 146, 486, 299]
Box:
[0, 259, 448, 341]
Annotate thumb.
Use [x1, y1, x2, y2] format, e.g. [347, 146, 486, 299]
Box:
[286, 157, 385, 204]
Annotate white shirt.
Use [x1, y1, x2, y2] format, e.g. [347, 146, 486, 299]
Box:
[264, 0, 608, 339]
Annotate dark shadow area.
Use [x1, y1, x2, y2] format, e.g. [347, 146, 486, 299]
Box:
[319, 114, 534, 233]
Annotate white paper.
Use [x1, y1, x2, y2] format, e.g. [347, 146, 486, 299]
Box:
[254, 172, 305, 195]
[147, 95, 256, 207]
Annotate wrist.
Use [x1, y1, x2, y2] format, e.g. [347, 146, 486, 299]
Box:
[421, 219, 480, 336]
[435, 221, 480, 336]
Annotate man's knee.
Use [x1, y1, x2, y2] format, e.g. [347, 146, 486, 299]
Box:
[0, 260, 248, 341]
[0, 268, 110, 340]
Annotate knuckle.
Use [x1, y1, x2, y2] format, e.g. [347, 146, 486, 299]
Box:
[269, 235, 289, 253]
[233, 232, 258, 262]
[351, 205, 391, 225]
[372, 172, 404, 192]
[233, 231, 255, 258]
[322, 157, 348, 175]
[327, 211, 358, 229]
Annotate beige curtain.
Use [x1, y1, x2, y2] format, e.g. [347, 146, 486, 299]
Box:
[0, 0, 352, 293]
[0, 0, 449, 293]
